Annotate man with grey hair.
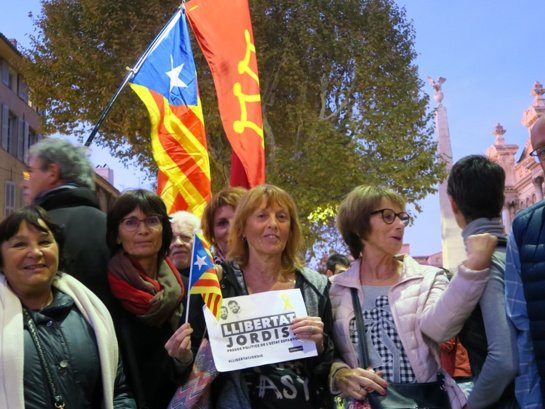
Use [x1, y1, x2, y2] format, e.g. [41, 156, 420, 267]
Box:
[169, 210, 200, 278]
[27, 138, 112, 307]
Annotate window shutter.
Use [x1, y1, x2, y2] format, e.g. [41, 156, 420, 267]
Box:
[1, 105, 8, 150]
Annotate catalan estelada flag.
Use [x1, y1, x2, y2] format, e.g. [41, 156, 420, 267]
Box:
[189, 233, 223, 319]
[185, 0, 265, 188]
[129, 8, 211, 216]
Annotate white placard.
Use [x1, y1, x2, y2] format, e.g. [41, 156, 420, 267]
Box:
[203, 288, 318, 372]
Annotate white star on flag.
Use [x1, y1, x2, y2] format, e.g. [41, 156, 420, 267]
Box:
[194, 254, 208, 270]
[166, 55, 187, 92]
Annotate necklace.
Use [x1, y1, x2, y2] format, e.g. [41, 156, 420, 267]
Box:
[278, 271, 296, 284]
[244, 270, 296, 294]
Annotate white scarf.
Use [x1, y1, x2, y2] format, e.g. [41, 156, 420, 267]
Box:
[0, 273, 118, 409]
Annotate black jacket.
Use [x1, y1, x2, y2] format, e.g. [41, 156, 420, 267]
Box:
[35, 185, 114, 309]
[114, 305, 183, 409]
[23, 290, 135, 409]
[187, 262, 335, 408]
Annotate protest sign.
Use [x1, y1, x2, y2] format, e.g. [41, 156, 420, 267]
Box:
[203, 288, 317, 371]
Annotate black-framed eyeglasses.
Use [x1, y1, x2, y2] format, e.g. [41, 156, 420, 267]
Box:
[120, 215, 162, 231]
[530, 146, 545, 164]
[370, 208, 411, 226]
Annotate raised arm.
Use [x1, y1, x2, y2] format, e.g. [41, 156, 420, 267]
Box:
[421, 233, 497, 342]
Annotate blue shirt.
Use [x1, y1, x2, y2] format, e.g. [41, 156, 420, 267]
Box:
[505, 231, 543, 408]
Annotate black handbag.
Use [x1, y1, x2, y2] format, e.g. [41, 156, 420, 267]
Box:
[350, 288, 451, 409]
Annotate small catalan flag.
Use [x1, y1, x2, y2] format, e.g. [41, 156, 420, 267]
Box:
[188, 233, 223, 319]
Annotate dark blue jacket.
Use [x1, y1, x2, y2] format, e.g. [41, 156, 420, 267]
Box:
[23, 290, 135, 409]
[512, 200, 545, 400]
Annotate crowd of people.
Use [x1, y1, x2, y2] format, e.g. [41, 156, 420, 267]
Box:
[2, 115, 545, 408]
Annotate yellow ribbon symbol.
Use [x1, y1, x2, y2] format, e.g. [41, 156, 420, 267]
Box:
[281, 294, 293, 311]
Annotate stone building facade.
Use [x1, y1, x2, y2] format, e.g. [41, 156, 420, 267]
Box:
[417, 81, 545, 266]
[0, 33, 42, 217]
[487, 81, 545, 232]
[0, 33, 119, 215]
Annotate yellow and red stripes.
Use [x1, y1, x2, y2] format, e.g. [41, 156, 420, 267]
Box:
[130, 83, 211, 216]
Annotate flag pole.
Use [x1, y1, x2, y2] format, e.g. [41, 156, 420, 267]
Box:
[84, 3, 185, 147]
[184, 232, 198, 323]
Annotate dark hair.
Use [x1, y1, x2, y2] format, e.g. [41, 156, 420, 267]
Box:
[337, 185, 405, 259]
[326, 253, 350, 272]
[0, 206, 64, 267]
[447, 155, 505, 222]
[106, 189, 172, 262]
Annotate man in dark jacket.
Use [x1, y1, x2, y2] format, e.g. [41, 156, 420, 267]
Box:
[28, 138, 113, 308]
[505, 114, 545, 407]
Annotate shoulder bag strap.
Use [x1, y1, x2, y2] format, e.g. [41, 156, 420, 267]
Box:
[23, 308, 66, 409]
[350, 287, 371, 369]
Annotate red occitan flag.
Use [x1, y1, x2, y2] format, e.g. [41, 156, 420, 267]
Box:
[185, 0, 265, 188]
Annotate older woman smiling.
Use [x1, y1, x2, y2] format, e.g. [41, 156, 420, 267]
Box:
[329, 185, 498, 409]
[0, 206, 134, 408]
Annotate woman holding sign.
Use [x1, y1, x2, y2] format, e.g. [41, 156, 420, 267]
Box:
[106, 189, 193, 409]
[187, 184, 335, 409]
[328, 185, 498, 409]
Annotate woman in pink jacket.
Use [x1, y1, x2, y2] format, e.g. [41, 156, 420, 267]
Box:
[329, 185, 497, 409]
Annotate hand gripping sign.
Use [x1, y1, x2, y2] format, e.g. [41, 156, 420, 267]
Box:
[203, 289, 317, 371]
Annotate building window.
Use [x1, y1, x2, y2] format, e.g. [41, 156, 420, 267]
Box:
[0, 105, 6, 149]
[2, 61, 17, 92]
[6, 111, 18, 155]
[4, 181, 16, 217]
[28, 126, 38, 150]
[1, 58, 9, 87]
[17, 119, 26, 161]
[18, 74, 29, 103]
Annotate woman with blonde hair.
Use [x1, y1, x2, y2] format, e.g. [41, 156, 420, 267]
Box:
[188, 184, 335, 408]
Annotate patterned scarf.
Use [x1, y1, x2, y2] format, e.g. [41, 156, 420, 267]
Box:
[108, 251, 184, 330]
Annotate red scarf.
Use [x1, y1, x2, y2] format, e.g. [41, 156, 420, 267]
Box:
[108, 251, 184, 327]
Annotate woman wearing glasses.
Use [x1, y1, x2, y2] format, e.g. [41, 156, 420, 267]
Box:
[328, 185, 498, 409]
[106, 189, 193, 409]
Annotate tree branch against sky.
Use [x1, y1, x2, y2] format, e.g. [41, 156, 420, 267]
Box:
[19, 0, 445, 256]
